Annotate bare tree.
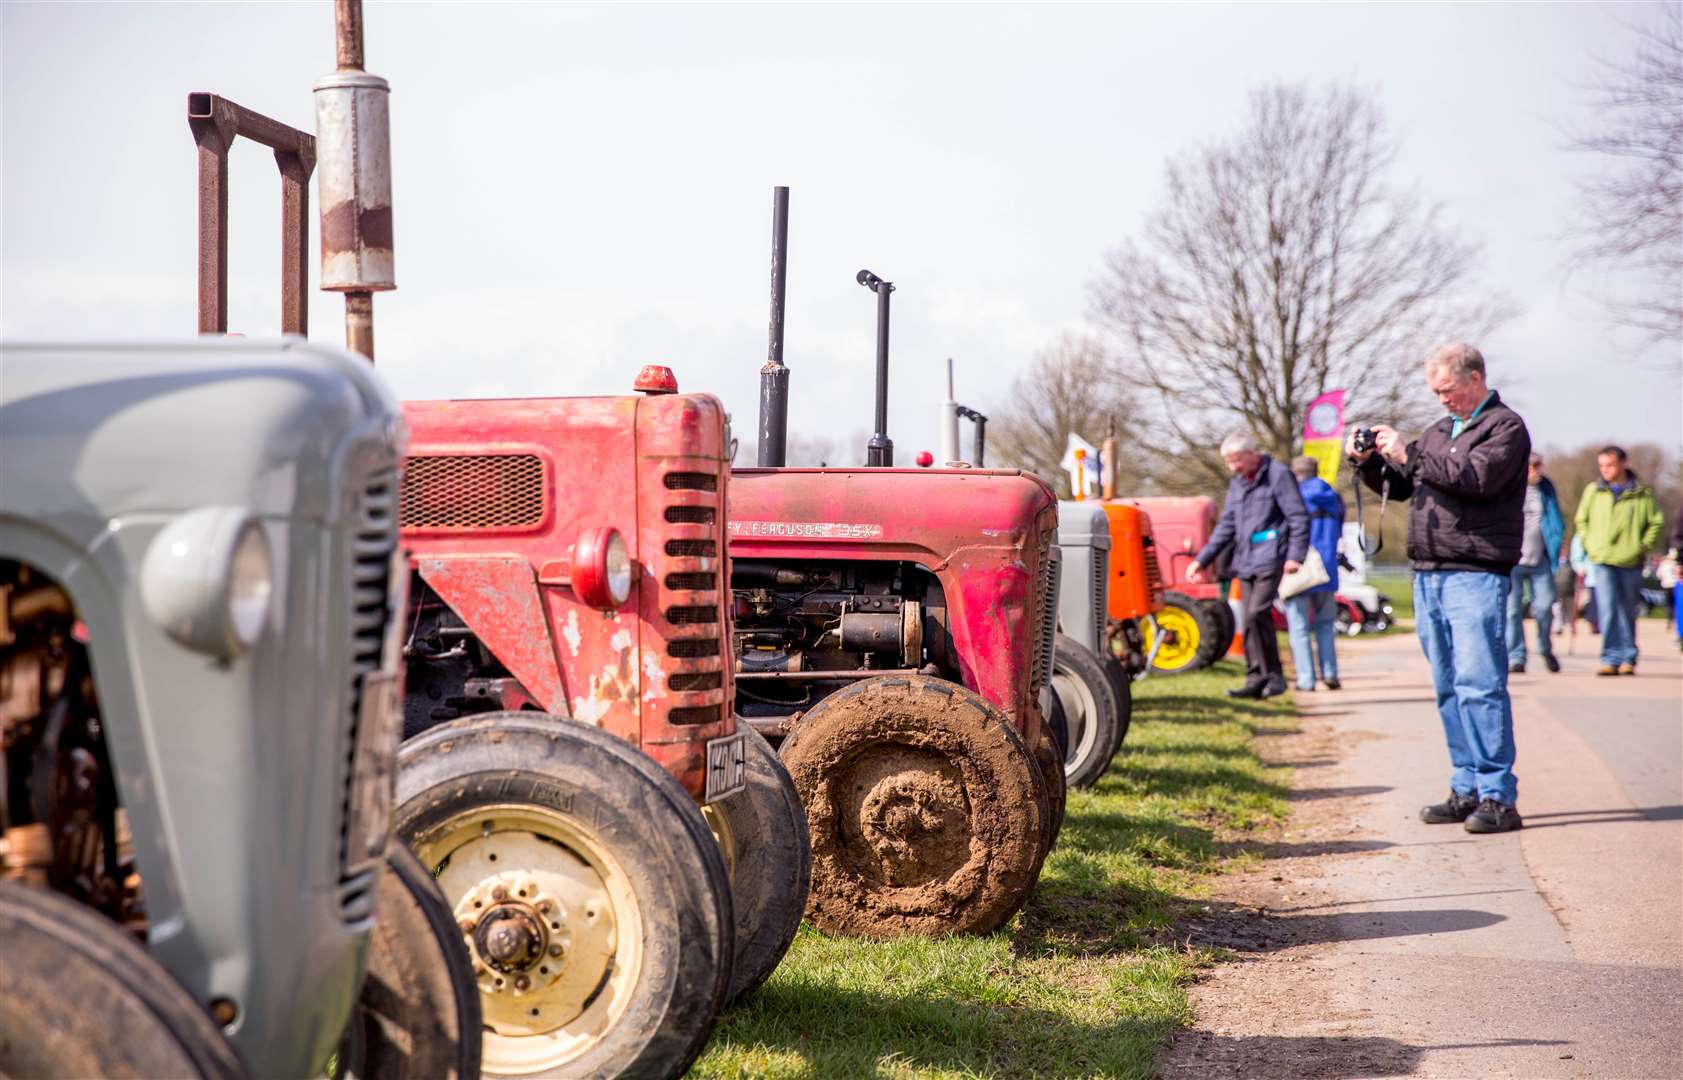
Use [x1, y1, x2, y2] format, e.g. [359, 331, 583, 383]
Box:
[1091, 84, 1511, 490]
[988, 335, 1142, 497]
[1568, 7, 1683, 346]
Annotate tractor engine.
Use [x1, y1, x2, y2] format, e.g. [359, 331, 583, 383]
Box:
[730, 559, 955, 726]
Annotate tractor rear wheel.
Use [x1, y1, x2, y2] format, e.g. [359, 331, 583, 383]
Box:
[1032, 720, 1066, 859]
[338, 843, 482, 1080]
[396, 713, 733, 1080]
[1203, 598, 1238, 656]
[703, 725, 811, 1003]
[1102, 653, 1133, 756]
[0, 881, 244, 1079]
[1144, 592, 1223, 674]
[778, 675, 1047, 938]
[1052, 632, 1122, 788]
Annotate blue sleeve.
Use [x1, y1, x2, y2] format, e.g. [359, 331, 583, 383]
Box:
[1198, 487, 1237, 566]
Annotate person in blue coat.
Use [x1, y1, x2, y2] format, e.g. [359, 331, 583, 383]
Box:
[1286, 456, 1345, 690]
[1505, 452, 1565, 673]
[1187, 433, 1310, 698]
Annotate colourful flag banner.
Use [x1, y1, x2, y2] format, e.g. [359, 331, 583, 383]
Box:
[1300, 389, 1345, 484]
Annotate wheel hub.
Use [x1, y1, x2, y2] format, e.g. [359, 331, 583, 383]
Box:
[839, 750, 970, 887]
[475, 902, 550, 973]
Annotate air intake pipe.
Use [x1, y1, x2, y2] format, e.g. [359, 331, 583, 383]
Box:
[857, 269, 894, 467]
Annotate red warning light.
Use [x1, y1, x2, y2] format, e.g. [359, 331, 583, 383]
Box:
[915, 451, 934, 468]
[634, 365, 679, 394]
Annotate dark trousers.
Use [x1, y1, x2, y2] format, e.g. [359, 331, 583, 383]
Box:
[1240, 570, 1284, 687]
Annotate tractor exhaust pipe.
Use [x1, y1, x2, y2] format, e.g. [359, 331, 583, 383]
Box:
[757, 186, 790, 467]
[957, 405, 987, 467]
[315, 0, 394, 362]
[857, 269, 894, 467]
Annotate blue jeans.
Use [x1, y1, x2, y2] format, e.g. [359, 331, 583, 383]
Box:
[1592, 563, 1643, 666]
[1505, 562, 1556, 665]
[1414, 570, 1517, 804]
[1284, 591, 1338, 689]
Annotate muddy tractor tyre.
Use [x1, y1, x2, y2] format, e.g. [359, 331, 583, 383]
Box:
[0, 881, 245, 1079]
[395, 713, 733, 1080]
[1052, 632, 1122, 789]
[778, 674, 1048, 938]
[705, 725, 811, 1003]
[1031, 719, 1067, 860]
[339, 843, 483, 1080]
[1144, 591, 1223, 675]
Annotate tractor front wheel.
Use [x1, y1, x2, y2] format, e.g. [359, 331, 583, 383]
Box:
[703, 725, 811, 1003]
[1052, 632, 1122, 788]
[396, 713, 733, 1080]
[1143, 592, 1223, 674]
[779, 675, 1047, 938]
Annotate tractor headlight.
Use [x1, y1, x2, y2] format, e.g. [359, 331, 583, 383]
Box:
[571, 526, 634, 610]
[142, 508, 274, 659]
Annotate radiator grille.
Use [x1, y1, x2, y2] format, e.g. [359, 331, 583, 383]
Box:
[660, 467, 727, 724]
[339, 466, 398, 897]
[1142, 536, 1165, 606]
[399, 454, 545, 530]
[1032, 542, 1061, 697]
[1090, 546, 1109, 654]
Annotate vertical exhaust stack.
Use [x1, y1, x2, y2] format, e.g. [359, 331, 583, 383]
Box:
[957, 406, 987, 467]
[757, 186, 791, 466]
[1100, 416, 1117, 499]
[315, 0, 394, 362]
[940, 358, 960, 465]
[857, 269, 894, 467]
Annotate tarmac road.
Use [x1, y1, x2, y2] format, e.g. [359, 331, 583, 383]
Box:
[1165, 617, 1683, 1079]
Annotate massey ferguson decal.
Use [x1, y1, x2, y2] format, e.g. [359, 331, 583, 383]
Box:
[728, 520, 885, 540]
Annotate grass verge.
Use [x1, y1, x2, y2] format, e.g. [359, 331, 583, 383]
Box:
[691, 660, 1295, 1079]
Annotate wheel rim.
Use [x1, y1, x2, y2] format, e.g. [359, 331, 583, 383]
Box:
[832, 744, 973, 889]
[700, 800, 739, 884]
[1144, 606, 1201, 670]
[411, 804, 643, 1077]
[1050, 667, 1100, 775]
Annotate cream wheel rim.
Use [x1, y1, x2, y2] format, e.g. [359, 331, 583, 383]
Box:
[700, 799, 740, 885]
[412, 803, 643, 1076]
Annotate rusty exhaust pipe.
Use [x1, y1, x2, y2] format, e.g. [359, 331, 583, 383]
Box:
[757, 186, 791, 467]
[315, 0, 394, 362]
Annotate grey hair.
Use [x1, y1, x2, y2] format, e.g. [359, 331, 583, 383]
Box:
[1425, 342, 1486, 382]
[1219, 432, 1258, 456]
[1290, 455, 1319, 479]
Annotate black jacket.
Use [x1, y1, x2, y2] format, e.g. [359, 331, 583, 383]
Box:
[1357, 390, 1531, 574]
[1197, 453, 1310, 578]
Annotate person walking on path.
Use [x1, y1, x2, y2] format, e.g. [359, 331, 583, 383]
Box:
[1506, 452, 1565, 674]
[1186, 434, 1309, 699]
[1285, 455, 1344, 691]
[1348, 343, 1530, 834]
[1575, 445, 1666, 675]
[1669, 502, 1683, 652]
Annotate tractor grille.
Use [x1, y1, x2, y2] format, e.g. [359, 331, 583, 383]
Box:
[1090, 546, 1109, 655]
[398, 453, 545, 530]
[661, 468, 726, 725]
[338, 465, 398, 904]
[1032, 543, 1061, 697]
[1142, 535, 1165, 606]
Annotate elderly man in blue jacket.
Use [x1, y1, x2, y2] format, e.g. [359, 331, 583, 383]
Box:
[1188, 434, 1310, 698]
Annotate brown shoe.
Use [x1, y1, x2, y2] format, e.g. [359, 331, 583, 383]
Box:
[1597, 665, 1619, 676]
[1618, 663, 1635, 675]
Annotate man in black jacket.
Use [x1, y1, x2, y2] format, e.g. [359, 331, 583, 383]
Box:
[1187, 433, 1309, 699]
[1349, 343, 1530, 834]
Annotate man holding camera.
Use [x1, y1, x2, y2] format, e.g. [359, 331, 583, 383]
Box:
[1187, 433, 1309, 699]
[1348, 343, 1530, 834]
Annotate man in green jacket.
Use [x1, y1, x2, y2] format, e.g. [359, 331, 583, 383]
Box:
[1575, 445, 1666, 674]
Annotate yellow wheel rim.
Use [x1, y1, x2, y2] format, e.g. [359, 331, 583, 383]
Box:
[411, 804, 643, 1077]
[1144, 605, 1202, 671]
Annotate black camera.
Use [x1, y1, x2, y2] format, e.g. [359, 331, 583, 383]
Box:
[1351, 427, 1378, 455]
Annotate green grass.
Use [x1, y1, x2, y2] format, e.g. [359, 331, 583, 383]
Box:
[691, 662, 1294, 1079]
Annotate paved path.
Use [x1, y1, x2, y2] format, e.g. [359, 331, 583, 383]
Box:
[1167, 618, 1682, 1079]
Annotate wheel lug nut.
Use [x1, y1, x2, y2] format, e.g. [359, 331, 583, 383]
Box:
[514, 975, 531, 991]
[536, 899, 552, 913]
[491, 885, 508, 901]
[458, 918, 475, 934]
[548, 943, 564, 957]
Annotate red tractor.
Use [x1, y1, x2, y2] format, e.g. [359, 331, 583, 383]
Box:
[728, 190, 1063, 938]
[392, 372, 811, 1078]
[1119, 496, 1234, 674]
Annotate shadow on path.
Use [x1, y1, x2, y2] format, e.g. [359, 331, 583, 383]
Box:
[1165, 1032, 1570, 1079]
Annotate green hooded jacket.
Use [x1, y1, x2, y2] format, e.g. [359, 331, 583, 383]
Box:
[1574, 474, 1665, 568]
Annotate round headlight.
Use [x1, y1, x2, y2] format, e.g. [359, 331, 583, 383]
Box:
[570, 526, 633, 611]
[603, 530, 632, 606]
[141, 508, 275, 659]
[226, 524, 274, 649]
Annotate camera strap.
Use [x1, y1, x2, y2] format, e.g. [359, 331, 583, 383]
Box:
[1351, 465, 1389, 557]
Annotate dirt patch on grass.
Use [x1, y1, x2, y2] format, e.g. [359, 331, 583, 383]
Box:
[1158, 698, 1402, 1079]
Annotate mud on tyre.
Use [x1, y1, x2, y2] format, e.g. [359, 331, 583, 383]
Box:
[778, 674, 1048, 938]
[395, 713, 733, 1080]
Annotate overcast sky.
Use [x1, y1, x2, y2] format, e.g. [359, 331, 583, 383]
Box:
[3, 2, 1678, 463]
